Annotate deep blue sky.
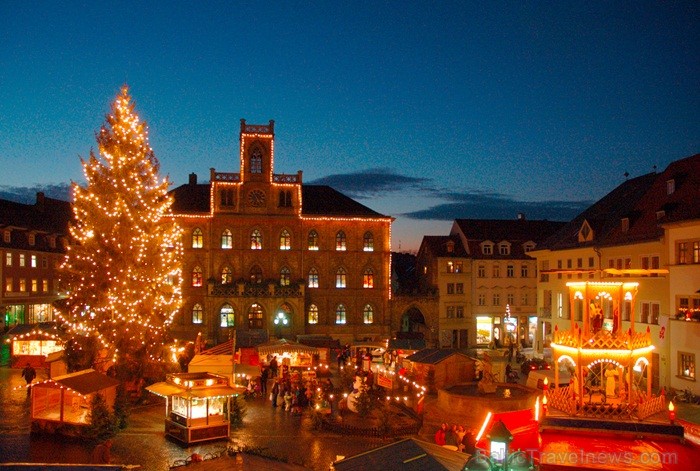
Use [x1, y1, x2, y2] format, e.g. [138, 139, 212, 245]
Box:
[1, 1, 698, 252]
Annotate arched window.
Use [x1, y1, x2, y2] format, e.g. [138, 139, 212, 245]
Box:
[308, 268, 319, 288]
[336, 231, 347, 251]
[192, 303, 203, 324]
[192, 228, 203, 249]
[191, 266, 203, 287]
[335, 267, 347, 288]
[308, 230, 319, 250]
[363, 304, 374, 324]
[220, 304, 235, 327]
[363, 232, 374, 251]
[363, 268, 374, 288]
[279, 229, 291, 250]
[250, 147, 262, 174]
[221, 229, 233, 249]
[221, 266, 233, 285]
[335, 304, 347, 324]
[250, 265, 263, 284]
[250, 229, 262, 250]
[248, 303, 264, 329]
[280, 267, 291, 286]
[307, 304, 319, 324]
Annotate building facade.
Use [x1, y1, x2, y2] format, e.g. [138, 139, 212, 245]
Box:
[531, 153, 700, 394]
[169, 120, 393, 346]
[0, 193, 71, 330]
[416, 217, 565, 349]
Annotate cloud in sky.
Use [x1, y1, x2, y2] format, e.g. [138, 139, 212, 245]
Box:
[1, 169, 591, 224]
[309, 169, 591, 222]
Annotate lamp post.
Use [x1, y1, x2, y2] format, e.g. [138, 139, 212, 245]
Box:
[487, 419, 513, 471]
[274, 311, 288, 339]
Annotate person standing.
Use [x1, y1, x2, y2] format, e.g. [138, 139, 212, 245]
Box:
[271, 379, 280, 408]
[21, 363, 36, 385]
[91, 439, 113, 464]
[260, 367, 269, 395]
[269, 356, 278, 378]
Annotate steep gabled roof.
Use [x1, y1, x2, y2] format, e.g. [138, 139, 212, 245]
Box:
[170, 183, 211, 214]
[301, 185, 388, 218]
[332, 438, 466, 471]
[452, 218, 566, 259]
[417, 235, 468, 259]
[539, 154, 700, 251]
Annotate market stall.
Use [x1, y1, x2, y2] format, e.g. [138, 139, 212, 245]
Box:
[256, 338, 319, 370]
[146, 372, 243, 445]
[6, 322, 67, 368]
[31, 369, 120, 433]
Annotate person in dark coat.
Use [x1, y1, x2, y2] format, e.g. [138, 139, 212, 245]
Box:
[21, 364, 36, 385]
[91, 439, 113, 464]
[260, 367, 269, 394]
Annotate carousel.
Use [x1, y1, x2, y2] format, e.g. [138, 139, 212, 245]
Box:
[547, 281, 666, 421]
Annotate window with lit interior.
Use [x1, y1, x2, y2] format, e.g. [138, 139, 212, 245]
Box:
[679, 352, 695, 380]
[279, 229, 291, 250]
[191, 266, 203, 287]
[249, 265, 263, 284]
[192, 228, 203, 249]
[363, 232, 374, 251]
[335, 304, 347, 324]
[336, 231, 347, 251]
[280, 267, 291, 286]
[192, 303, 203, 324]
[220, 304, 235, 327]
[336, 268, 347, 288]
[307, 230, 319, 250]
[250, 229, 262, 250]
[248, 303, 264, 329]
[363, 304, 374, 324]
[363, 268, 374, 288]
[307, 304, 319, 324]
[221, 267, 233, 285]
[221, 229, 232, 249]
[308, 268, 319, 288]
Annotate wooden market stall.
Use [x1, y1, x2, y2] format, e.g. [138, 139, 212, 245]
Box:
[6, 322, 67, 368]
[30, 369, 120, 433]
[403, 349, 476, 394]
[146, 372, 243, 445]
[257, 338, 319, 369]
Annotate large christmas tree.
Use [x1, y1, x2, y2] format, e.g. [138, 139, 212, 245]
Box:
[59, 86, 183, 379]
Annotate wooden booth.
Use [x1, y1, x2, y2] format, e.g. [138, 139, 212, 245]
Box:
[31, 369, 120, 434]
[403, 349, 476, 394]
[6, 322, 66, 368]
[257, 338, 319, 370]
[146, 372, 243, 445]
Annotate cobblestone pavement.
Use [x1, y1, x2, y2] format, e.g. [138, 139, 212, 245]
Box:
[0, 367, 413, 470]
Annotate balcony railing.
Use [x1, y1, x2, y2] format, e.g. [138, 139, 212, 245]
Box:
[210, 281, 303, 298]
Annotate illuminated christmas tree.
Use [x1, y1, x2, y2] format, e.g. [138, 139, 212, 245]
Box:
[59, 86, 183, 379]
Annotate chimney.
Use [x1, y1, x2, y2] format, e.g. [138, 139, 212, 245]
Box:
[189, 173, 197, 185]
[36, 192, 46, 211]
[517, 213, 525, 221]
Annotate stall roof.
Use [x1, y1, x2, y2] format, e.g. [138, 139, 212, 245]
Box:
[404, 349, 472, 365]
[200, 339, 235, 355]
[146, 382, 242, 399]
[46, 369, 120, 395]
[256, 338, 319, 356]
[332, 438, 467, 471]
[388, 338, 426, 351]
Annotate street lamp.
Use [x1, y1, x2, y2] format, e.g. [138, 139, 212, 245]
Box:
[274, 311, 289, 339]
[487, 420, 513, 471]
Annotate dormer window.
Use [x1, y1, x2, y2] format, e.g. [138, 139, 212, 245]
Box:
[621, 218, 629, 232]
[28, 233, 36, 246]
[498, 242, 510, 256]
[666, 179, 675, 195]
[482, 242, 493, 255]
[3, 230, 10, 243]
[656, 210, 665, 220]
[446, 240, 455, 253]
[48, 236, 56, 248]
[523, 242, 535, 253]
[578, 220, 593, 242]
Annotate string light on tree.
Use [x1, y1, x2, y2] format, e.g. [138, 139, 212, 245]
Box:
[57, 86, 183, 379]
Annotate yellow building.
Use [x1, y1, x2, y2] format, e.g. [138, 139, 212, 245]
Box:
[532, 153, 700, 394]
[169, 120, 393, 346]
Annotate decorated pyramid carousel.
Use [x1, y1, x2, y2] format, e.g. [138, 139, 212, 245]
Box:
[546, 280, 668, 423]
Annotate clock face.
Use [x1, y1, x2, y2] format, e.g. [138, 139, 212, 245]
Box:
[248, 190, 266, 207]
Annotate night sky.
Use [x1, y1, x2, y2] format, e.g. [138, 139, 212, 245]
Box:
[1, 2, 698, 252]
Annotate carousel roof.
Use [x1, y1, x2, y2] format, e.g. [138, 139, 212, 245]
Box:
[256, 338, 319, 355]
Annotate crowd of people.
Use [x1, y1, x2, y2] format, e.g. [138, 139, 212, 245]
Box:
[434, 422, 476, 454]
